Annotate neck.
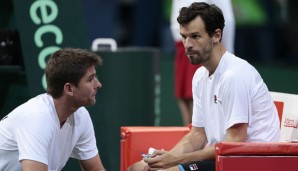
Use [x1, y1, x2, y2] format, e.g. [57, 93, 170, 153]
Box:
[53, 97, 77, 127]
[206, 44, 226, 76]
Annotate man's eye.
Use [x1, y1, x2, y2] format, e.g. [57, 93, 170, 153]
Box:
[192, 35, 200, 39]
[88, 76, 95, 82]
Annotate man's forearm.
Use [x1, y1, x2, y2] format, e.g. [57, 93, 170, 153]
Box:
[176, 145, 215, 164]
[170, 127, 207, 155]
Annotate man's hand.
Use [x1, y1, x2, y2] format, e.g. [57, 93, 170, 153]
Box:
[143, 150, 179, 170]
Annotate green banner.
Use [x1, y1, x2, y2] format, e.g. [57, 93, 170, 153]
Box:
[13, 0, 88, 96]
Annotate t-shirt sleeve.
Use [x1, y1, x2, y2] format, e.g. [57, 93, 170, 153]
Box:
[220, 74, 250, 130]
[71, 109, 98, 160]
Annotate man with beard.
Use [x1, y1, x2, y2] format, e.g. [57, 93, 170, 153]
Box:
[170, 0, 235, 126]
[128, 2, 280, 171]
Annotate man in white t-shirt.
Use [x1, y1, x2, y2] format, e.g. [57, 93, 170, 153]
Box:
[0, 48, 106, 171]
[171, 0, 235, 127]
[128, 2, 280, 171]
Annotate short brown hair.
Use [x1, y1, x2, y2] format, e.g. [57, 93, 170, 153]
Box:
[45, 48, 102, 98]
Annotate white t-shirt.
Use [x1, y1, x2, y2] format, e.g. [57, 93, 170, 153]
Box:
[0, 94, 99, 171]
[192, 52, 280, 145]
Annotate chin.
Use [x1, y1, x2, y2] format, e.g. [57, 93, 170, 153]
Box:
[85, 99, 96, 106]
[90, 99, 97, 105]
[190, 61, 200, 65]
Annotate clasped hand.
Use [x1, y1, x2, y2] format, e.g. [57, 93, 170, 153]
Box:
[143, 150, 178, 171]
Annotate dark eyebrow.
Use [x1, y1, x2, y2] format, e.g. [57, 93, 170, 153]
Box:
[88, 73, 96, 79]
[191, 32, 200, 36]
[180, 31, 201, 37]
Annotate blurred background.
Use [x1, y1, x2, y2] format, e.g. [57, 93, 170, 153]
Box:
[1, 0, 298, 170]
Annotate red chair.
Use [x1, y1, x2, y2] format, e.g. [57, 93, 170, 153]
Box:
[120, 92, 298, 171]
[215, 91, 298, 171]
[215, 142, 298, 171]
[120, 126, 190, 171]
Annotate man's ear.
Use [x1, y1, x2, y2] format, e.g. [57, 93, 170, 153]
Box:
[64, 83, 74, 96]
[212, 29, 222, 44]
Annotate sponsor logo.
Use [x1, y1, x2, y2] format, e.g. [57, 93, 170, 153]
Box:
[214, 95, 217, 104]
[284, 116, 298, 128]
[189, 164, 198, 170]
[30, 0, 63, 90]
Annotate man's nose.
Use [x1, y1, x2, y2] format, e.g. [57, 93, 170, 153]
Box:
[95, 79, 102, 89]
[184, 37, 193, 49]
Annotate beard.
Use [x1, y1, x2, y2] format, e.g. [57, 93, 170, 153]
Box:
[72, 93, 97, 108]
[187, 53, 204, 65]
[185, 40, 213, 65]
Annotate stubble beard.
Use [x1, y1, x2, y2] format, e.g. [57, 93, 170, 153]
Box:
[188, 41, 213, 65]
[187, 52, 208, 65]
